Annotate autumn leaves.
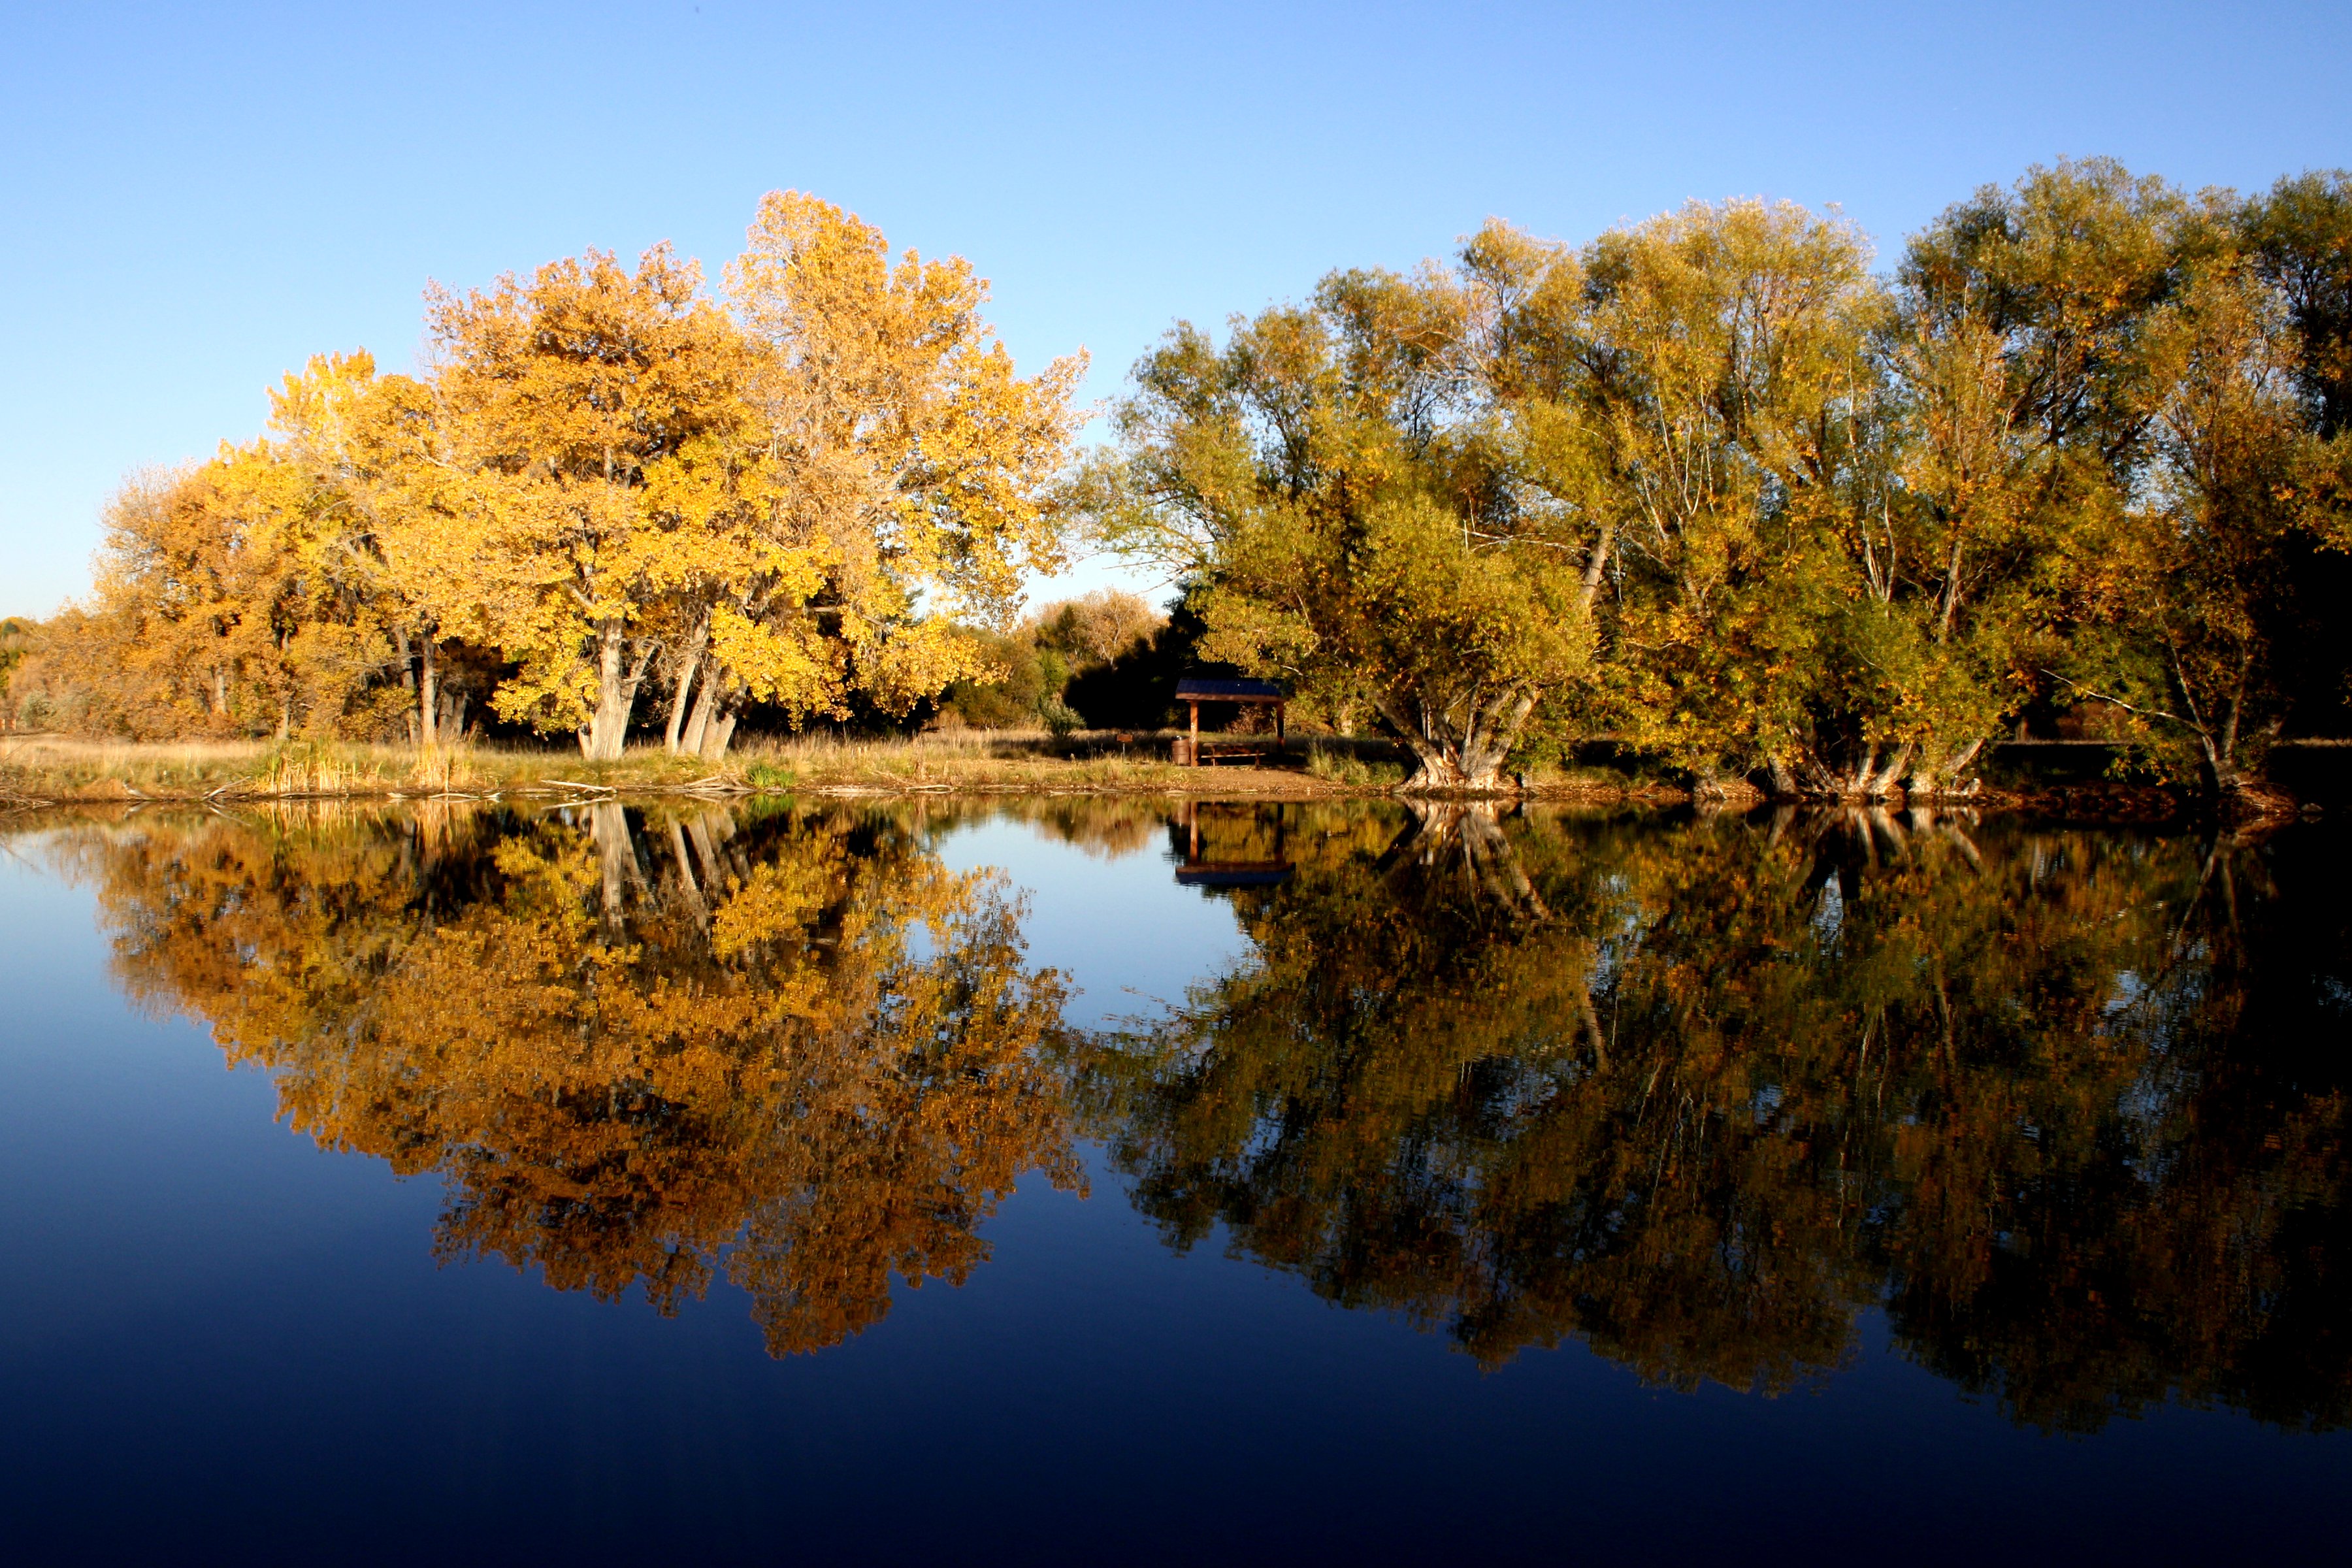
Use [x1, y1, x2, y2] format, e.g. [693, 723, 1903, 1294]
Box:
[392, 196, 1087, 759]
[18, 163, 2351, 800]
[29, 194, 1085, 759]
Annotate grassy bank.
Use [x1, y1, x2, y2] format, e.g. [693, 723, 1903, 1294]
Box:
[2, 730, 1667, 806]
[10, 731, 2206, 813]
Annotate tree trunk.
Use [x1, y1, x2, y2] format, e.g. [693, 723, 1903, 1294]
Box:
[1576, 520, 1618, 614]
[664, 617, 710, 755]
[2206, 741, 2296, 821]
[1905, 738, 1984, 801]
[418, 636, 439, 749]
[1865, 743, 1913, 800]
[2181, 659, 2295, 819]
[664, 652, 700, 754]
[681, 666, 721, 755]
[579, 619, 640, 762]
[1372, 687, 1533, 793]
[699, 708, 738, 760]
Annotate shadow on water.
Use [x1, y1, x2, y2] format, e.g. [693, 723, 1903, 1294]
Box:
[23, 794, 2352, 1433]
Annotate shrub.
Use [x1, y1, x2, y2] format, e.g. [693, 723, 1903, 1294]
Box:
[1306, 743, 1406, 787]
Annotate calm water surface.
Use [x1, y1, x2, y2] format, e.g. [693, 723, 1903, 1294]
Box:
[1, 797, 2346, 1563]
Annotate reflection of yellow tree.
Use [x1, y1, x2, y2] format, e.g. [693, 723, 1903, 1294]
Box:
[73, 802, 1079, 1356]
[1080, 804, 2352, 1429]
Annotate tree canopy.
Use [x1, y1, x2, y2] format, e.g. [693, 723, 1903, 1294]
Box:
[1082, 160, 2352, 802]
[14, 195, 1084, 760]
[10, 160, 2349, 806]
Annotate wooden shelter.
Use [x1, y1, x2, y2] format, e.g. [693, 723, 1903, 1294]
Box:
[1172, 678, 1287, 766]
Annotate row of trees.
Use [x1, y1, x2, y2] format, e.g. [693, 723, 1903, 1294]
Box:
[932, 587, 1167, 732]
[1083, 159, 2352, 800]
[8, 160, 2349, 798]
[10, 193, 1085, 759]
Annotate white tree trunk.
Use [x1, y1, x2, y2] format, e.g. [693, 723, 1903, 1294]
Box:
[418, 636, 440, 749]
[579, 619, 642, 762]
[664, 618, 710, 755]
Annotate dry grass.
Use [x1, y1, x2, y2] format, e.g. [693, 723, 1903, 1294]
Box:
[736, 728, 1321, 792]
[0, 728, 1678, 807]
[0, 728, 1349, 805]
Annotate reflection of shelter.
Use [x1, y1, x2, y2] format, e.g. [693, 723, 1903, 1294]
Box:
[1173, 677, 1286, 767]
[1173, 802, 1293, 888]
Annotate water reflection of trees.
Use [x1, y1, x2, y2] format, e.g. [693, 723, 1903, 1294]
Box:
[36, 796, 2352, 1428]
[1079, 802, 2352, 1432]
[65, 800, 1081, 1356]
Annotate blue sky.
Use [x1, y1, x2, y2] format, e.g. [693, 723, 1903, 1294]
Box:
[3, 0, 2347, 613]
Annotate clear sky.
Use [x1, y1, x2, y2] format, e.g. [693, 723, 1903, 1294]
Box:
[3, 0, 2347, 614]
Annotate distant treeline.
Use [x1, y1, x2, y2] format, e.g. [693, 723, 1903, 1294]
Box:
[7, 161, 2351, 798]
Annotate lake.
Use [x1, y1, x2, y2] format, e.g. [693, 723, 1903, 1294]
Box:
[1, 796, 2346, 1563]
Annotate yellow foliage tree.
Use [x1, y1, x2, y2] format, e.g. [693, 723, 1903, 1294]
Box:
[423, 246, 754, 759]
[50, 356, 408, 742]
[655, 191, 1087, 757]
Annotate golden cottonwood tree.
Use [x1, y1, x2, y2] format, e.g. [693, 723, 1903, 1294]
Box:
[265, 351, 498, 747]
[48, 355, 410, 742]
[658, 191, 1086, 757]
[410, 208, 1084, 762]
[425, 246, 758, 760]
[61, 465, 264, 738]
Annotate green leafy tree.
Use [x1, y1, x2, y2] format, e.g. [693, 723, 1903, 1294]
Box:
[1084, 259, 1597, 788]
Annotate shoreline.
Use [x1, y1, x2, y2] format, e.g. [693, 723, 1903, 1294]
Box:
[0, 733, 2264, 823]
